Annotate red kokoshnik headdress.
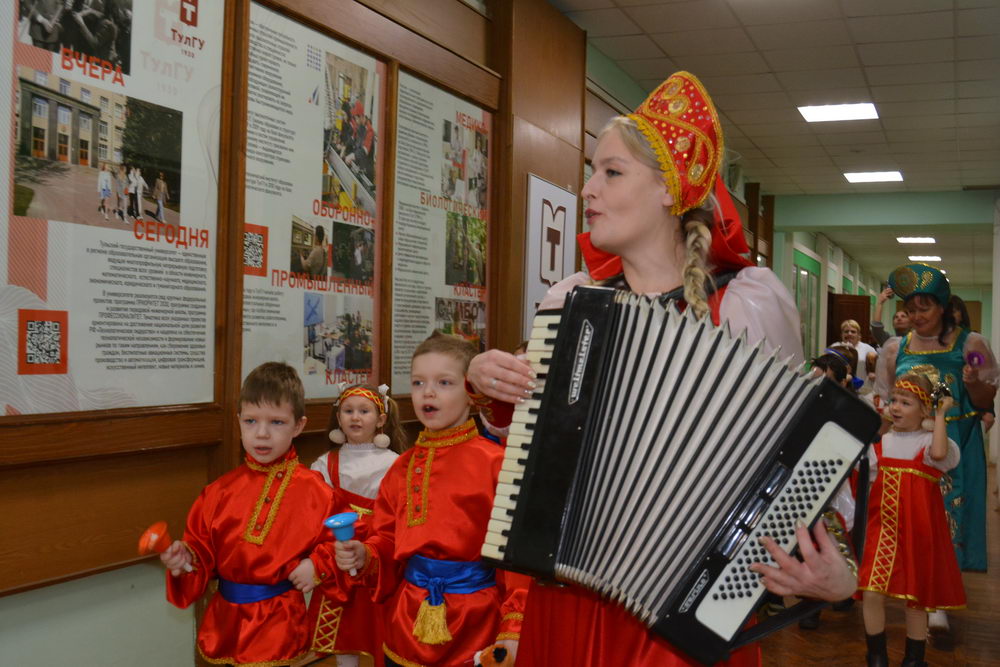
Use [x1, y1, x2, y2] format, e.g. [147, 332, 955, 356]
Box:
[580, 71, 751, 281]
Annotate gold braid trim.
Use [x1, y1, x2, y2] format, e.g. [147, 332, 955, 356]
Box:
[946, 410, 980, 423]
[198, 645, 307, 667]
[406, 420, 478, 527]
[856, 587, 966, 611]
[865, 469, 901, 591]
[383, 644, 429, 667]
[311, 597, 343, 654]
[501, 612, 524, 622]
[349, 503, 373, 516]
[879, 465, 941, 484]
[244, 457, 298, 545]
[496, 632, 521, 641]
[629, 114, 684, 215]
[902, 331, 959, 355]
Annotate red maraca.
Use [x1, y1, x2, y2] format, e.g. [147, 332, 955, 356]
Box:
[138, 521, 193, 572]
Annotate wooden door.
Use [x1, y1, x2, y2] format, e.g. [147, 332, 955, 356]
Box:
[827, 293, 874, 347]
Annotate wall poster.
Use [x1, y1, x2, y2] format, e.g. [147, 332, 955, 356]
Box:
[390, 71, 491, 393]
[2, 0, 223, 415]
[523, 174, 577, 341]
[241, 2, 385, 397]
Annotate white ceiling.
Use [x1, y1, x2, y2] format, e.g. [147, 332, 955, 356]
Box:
[552, 0, 1000, 286]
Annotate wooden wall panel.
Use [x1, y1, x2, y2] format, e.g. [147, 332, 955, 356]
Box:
[510, 0, 585, 150]
[353, 0, 491, 68]
[266, 0, 500, 110]
[0, 448, 209, 594]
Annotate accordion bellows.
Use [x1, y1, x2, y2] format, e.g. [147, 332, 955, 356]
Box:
[482, 286, 879, 665]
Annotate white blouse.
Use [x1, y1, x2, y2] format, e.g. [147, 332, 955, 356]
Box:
[867, 429, 960, 482]
[310, 444, 398, 499]
[538, 267, 804, 366]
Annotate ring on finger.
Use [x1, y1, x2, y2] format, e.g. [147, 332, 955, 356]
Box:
[490, 377, 499, 389]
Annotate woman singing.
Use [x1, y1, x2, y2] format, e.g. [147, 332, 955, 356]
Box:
[468, 71, 858, 666]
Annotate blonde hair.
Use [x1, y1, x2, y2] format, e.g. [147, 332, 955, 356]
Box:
[412, 330, 477, 374]
[840, 319, 861, 332]
[599, 117, 714, 318]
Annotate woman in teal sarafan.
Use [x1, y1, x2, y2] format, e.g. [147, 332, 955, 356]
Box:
[875, 263, 995, 575]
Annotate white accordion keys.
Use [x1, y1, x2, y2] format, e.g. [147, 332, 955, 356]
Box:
[481, 313, 560, 562]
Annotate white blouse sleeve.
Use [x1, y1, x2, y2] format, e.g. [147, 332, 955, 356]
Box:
[538, 271, 591, 310]
[718, 267, 805, 366]
[874, 337, 900, 402]
[924, 438, 961, 473]
[310, 452, 332, 487]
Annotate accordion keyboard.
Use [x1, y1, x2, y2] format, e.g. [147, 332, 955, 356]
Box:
[481, 313, 561, 562]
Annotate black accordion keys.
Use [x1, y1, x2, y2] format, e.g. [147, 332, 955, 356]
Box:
[481, 285, 880, 665]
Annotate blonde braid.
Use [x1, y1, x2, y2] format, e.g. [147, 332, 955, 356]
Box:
[681, 209, 713, 319]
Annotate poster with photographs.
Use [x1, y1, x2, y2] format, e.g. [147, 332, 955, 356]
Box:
[2, 1, 223, 414]
[390, 71, 491, 392]
[241, 3, 384, 396]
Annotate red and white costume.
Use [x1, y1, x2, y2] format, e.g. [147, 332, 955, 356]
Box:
[307, 443, 398, 664]
[858, 431, 966, 610]
[358, 420, 527, 667]
[166, 448, 339, 666]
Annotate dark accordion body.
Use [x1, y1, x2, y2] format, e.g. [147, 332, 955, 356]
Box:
[481, 285, 880, 665]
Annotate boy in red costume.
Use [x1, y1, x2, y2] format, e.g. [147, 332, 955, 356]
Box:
[160, 362, 341, 666]
[335, 332, 526, 667]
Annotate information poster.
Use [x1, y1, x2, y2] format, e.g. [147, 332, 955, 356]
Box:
[241, 3, 384, 397]
[390, 71, 491, 392]
[2, 0, 223, 414]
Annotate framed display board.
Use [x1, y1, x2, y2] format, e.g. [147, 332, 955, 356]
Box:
[389, 70, 492, 393]
[3, 0, 225, 414]
[241, 2, 387, 396]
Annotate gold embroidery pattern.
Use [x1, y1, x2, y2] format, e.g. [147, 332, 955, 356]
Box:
[244, 457, 298, 545]
[198, 645, 307, 667]
[406, 447, 435, 528]
[945, 410, 980, 423]
[349, 503, 373, 516]
[311, 597, 344, 653]
[855, 587, 966, 612]
[383, 643, 429, 667]
[406, 421, 478, 528]
[496, 632, 521, 641]
[501, 612, 524, 622]
[866, 469, 902, 591]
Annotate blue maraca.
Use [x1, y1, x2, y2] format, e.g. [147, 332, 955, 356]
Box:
[325, 512, 360, 575]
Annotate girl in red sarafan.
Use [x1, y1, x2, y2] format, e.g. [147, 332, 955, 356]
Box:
[307, 383, 407, 666]
[859, 374, 965, 667]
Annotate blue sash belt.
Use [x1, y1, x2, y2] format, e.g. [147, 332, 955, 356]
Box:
[403, 554, 496, 604]
[217, 577, 294, 604]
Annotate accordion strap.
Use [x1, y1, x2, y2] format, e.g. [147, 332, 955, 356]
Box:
[730, 599, 828, 649]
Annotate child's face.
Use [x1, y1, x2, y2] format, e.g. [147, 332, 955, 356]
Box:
[238, 400, 306, 464]
[338, 394, 387, 445]
[888, 390, 926, 432]
[411, 352, 471, 431]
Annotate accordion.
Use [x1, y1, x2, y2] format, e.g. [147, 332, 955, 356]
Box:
[481, 286, 879, 665]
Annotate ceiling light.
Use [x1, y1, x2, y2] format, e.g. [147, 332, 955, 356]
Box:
[798, 103, 878, 122]
[908, 255, 941, 262]
[799, 270, 808, 275]
[896, 237, 935, 244]
[844, 171, 903, 183]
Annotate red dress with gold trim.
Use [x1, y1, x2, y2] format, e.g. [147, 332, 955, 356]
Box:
[166, 448, 338, 667]
[858, 438, 966, 610]
[360, 420, 526, 667]
[306, 448, 390, 664]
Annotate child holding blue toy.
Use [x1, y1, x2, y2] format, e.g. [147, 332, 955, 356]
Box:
[334, 333, 526, 667]
[307, 383, 407, 665]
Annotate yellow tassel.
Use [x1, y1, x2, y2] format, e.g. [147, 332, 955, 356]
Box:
[412, 598, 452, 645]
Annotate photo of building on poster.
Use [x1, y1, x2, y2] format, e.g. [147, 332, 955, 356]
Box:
[435, 298, 486, 353]
[303, 291, 374, 383]
[441, 118, 487, 208]
[445, 211, 485, 287]
[322, 53, 377, 216]
[17, 0, 134, 76]
[14, 65, 182, 230]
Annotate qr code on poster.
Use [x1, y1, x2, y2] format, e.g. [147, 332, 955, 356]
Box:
[25, 319, 62, 365]
[244, 231, 264, 269]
